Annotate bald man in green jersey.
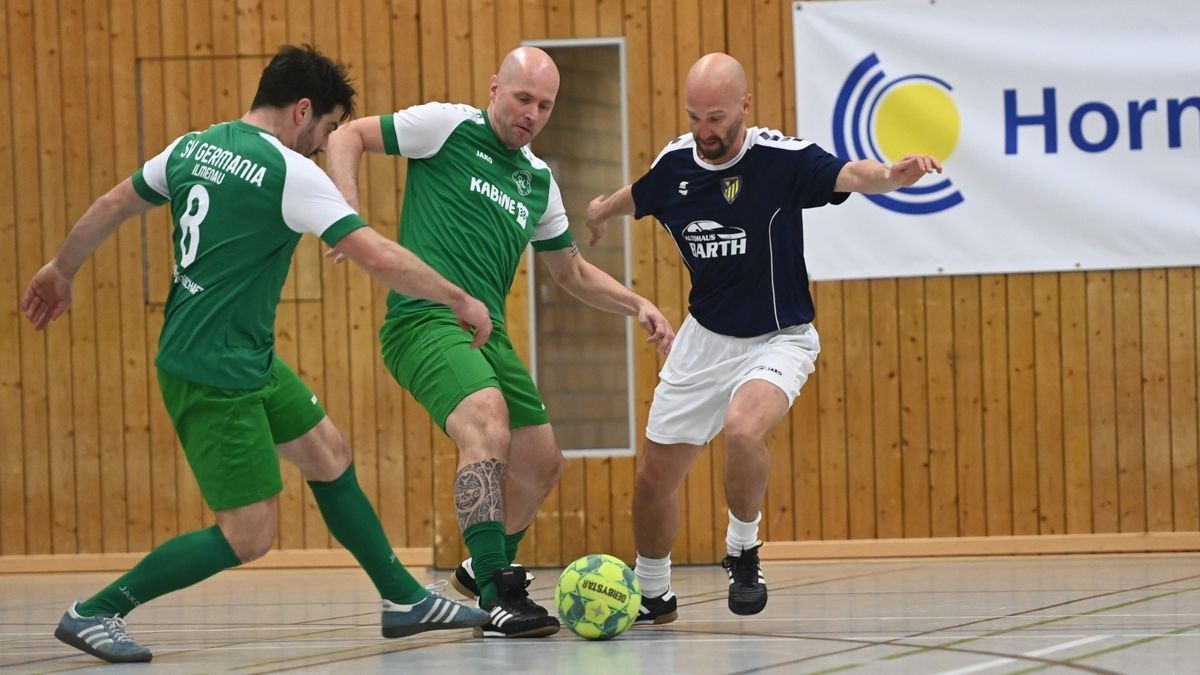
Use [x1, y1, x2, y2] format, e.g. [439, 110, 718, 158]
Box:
[24, 45, 490, 664]
[327, 46, 674, 638]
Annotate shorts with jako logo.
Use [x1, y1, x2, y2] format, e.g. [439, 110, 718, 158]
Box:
[645, 315, 820, 447]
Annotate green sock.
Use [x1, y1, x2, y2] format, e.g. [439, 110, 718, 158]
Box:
[505, 528, 527, 563]
[464, 521, 507, 607]
[309, 464, 426, 605]
[76, 525, 240, 617]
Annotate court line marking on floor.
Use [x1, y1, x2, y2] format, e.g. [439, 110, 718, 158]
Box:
[930, 635, 1111, 675]
[220, 566, 924, 674]
[9, 629, 1200, 662]
[884, 586, 1200, 661]
[670, 627, 1119, 675]
[0, 566, 906, 668]
[727, 571, 1200, 674]
[1007, 621, 1200, 675]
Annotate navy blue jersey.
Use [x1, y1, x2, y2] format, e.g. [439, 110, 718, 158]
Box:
[632, 127, 849, 337]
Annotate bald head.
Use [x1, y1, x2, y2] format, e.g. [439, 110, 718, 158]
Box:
[497, 46, 561, 89]
[488, 47, 561, 149]
[686, 53, 748, 110]
[684, 53, 751, 163]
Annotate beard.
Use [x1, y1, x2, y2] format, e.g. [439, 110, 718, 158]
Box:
[295, 121, 321, 157]
[694, 118, 743, 161]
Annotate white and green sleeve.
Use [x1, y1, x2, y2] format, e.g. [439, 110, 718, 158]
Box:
[266, 134, 367, 246]
[131, 133, 190, 204]
[379, 102, 480, 158]
[531, 173, 573, 251]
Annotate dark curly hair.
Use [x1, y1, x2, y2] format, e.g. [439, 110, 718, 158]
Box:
[251, 44, 355, 120]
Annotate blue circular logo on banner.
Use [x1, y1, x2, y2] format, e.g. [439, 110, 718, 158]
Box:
[832, 53, 964, 215]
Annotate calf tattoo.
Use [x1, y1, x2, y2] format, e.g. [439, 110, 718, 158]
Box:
[455, 458, 506, 529]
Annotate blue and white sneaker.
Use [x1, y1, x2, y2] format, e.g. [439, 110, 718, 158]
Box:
[53, 602, 152, 663]
[381, 581, 490, 638]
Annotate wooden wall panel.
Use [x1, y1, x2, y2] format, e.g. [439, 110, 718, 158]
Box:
[2, 0, 1198, 568]
[1087, 271, 1119, 533]
[89, 0, 126, 556]
[898, 278, 931, 538]
[871, 279, 902, 539]
[981, 275, 1012, 536]
[12, 0, 52, 556]
[0, 0, 25, 556]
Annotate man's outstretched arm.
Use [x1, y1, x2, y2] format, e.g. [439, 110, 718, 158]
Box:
[584, 185, 635, 245]
[331, 227, 493, 348]
[539, 243, 674, 356]
[834, 154, 943, 194]
[23, 178, 157, 330]
[326, 117, 388, 211]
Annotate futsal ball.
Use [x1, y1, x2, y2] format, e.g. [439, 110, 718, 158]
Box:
[555, 553, 642, 640]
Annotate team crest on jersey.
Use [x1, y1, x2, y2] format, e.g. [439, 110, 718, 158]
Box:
[721, 176, 742, 204]
[512, 170, 533, 196]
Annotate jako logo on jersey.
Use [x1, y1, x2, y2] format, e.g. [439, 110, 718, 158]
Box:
[682, 220, 746, 258]
[721, 176, 742, 204]
[678, 181, 689, 195]
[833, 53, 963, 215]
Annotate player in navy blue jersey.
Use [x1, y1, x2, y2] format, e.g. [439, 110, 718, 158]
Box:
[587, 52, 942, 622]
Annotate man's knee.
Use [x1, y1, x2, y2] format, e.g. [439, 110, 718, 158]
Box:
[217, 501, 278, 563]
[508, 430, 562, 489]
[635, 445, 690, 497]
[231, 530, 275, 563]
[723, 412, 770, 451]
[448, 389, 512, 461]
[534, 448, 564, 487]
[310, 432, 353, 479]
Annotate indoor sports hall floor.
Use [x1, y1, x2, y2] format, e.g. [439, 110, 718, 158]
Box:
[2, 554, 1197, 674]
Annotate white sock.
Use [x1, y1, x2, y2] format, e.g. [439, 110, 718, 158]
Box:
[726, 509, 761, 557]
[635, 553, 672, 599]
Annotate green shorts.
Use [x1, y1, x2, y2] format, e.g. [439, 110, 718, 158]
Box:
[157, 358, 326, 511]
[380, 308, 550, 432]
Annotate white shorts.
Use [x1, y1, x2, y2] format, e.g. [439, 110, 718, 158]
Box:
[645, 315, 820, 446]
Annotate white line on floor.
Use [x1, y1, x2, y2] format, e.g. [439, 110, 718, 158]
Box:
[930, 635, 1111, 675]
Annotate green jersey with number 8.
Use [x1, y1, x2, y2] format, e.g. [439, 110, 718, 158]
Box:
[131, 120, 366, 389]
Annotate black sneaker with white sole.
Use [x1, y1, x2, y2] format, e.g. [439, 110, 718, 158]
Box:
[722, 541, 768, 615]
[476, 565, 560, 638]
[633, 587, 678, 625]
[450, 559, 481, 599]
[451, 559, 545, 614]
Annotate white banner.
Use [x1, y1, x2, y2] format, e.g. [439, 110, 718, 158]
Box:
[792, 0, 1200, 280]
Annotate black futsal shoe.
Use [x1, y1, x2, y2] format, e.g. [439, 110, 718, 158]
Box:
[722, 541, 768, 615]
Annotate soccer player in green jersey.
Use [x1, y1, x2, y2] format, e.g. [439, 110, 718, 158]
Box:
[22, 45, 492, 664]
[326, 46, 674, 637]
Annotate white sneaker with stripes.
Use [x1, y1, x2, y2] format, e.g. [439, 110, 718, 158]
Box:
[53, 602, 152, 663]
[381, 581, 490, 638]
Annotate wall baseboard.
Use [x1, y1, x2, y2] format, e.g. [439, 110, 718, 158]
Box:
[761, 532, 1200, 560]
[4, 534, 1197, 574]
[0, 547, 433, 574]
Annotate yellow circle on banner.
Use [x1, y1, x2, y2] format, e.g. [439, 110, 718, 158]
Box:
[874, 82, 959, 163]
